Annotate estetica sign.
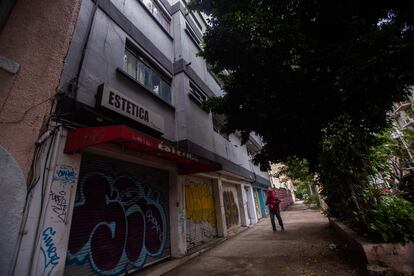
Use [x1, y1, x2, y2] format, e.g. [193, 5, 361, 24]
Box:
[98, 84, 164, 133]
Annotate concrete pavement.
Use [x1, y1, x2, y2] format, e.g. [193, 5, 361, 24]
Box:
[164, 202, 365, 276]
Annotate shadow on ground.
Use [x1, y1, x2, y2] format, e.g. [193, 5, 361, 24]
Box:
[164, 202, 366, 276]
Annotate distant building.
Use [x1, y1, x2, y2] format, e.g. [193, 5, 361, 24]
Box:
[269, 163, 295, 209]
[392, 91, 414, 132]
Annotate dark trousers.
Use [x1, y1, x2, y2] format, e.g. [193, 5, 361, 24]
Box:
[269, 209, 284, 231]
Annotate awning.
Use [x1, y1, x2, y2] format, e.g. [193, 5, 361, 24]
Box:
[64, 125, 221, 175]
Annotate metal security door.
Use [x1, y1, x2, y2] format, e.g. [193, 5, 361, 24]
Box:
[222, 183, 241, 229]
[254, 189, 262, 219]
[185, 177, 217, 248]
[65, 153, 170, 275]
[258, 189, 267, 217]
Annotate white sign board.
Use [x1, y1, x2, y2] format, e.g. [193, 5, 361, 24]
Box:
[99, 84, 164, 133]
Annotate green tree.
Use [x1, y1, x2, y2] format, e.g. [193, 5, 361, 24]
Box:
[369, 127, 414, 200]
[191, 0, 414, 240]
[193, 0, 414, 169]
[278, 157, 320, 205]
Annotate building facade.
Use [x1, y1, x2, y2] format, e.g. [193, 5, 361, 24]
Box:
[2, 0, 271, 275]
[269, 163, 295, 210]
[0, 0, 82, 275]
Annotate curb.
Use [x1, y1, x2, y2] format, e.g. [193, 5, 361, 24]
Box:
[328, 217, 414, 274]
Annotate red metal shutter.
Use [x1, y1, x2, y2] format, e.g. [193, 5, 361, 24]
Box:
[64, 153, 170, 275]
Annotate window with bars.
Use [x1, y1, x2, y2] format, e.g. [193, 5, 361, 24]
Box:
[123, 46, 172, 104]
[141, 0, 170, 32]
[189, 83, 208, 105]
[212, 113, 229, 140]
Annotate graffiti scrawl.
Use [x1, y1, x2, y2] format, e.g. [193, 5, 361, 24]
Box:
[223, 190, 239, 228]
[66, 172, 168, 275]
[40, 227, 60, 276]
[185, 182, 217, 247]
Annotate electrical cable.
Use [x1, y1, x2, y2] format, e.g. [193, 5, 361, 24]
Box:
[27, 126, 59, 275]
[9, 125, 59, 276]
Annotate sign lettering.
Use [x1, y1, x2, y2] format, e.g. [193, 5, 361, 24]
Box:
[99, 84, 164, 133]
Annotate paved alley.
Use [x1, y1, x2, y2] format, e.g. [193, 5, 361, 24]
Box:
[164, 203, 365, 276]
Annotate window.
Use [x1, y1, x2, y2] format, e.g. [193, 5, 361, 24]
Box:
[123, 47, 172, 104]
[185, 22, 202, 47]
[212, 113, 229, 140]
[246, 142, 259, 158]
[141, 0, 170, 32]
[189, 83, 208, 105]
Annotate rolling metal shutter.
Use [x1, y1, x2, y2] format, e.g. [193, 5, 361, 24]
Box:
[64, 153, 170, 275]
[185, 176, 217, 248]
[254, 189, 262, 219]
[222, 183, 241, 230]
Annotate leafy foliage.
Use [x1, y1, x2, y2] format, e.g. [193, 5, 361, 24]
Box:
[279, 156, 318, 203]
[304, 194, 320, 208]
[369, 127, 414, 200]
[367, 195, 414, 243]
[191, 0, 414, 242]
[318, 115, 373, 220]
[192, 0, 414, 169]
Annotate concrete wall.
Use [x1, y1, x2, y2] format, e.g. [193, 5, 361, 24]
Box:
[58, 0, 270, 184]
[0, 0, 81, 178]
[59, 0, 176, 140]
[13, 127, 82, 276]
[0, 146, 26, 275]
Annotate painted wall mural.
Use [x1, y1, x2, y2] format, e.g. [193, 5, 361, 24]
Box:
[223, 190, 239, 228]
[185, 181, 217, 247]
[65, 154, 169, 275]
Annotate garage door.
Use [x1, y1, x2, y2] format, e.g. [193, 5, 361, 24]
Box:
[254, 189, 262, 219]
[185, 177, 217, 248]
[222, 183, 241, 230]
[65, 153, 170, 275]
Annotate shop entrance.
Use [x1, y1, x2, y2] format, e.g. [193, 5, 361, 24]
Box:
[64, 153, 170, 275]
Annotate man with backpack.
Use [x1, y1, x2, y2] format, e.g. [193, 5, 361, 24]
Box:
[265, 187, 284, 231]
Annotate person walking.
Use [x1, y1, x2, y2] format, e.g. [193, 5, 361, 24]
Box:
[265, 187, 284, 231]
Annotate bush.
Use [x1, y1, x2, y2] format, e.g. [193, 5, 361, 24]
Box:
[367, 195, 414, 243]
[304, 194, 320, 207]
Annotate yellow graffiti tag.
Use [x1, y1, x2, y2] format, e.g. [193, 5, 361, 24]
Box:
[185, 182, 216, 225]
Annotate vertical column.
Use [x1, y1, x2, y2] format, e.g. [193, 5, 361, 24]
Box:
[212, 177, 227, 237]
[170, 175, 186, 257]
[14, 127, 82, 276]
[246, 185, 258, 225]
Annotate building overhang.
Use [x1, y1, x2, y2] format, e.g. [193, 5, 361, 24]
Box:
[64, 125, 221, 175]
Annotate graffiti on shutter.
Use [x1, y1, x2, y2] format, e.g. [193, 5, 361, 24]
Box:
[223, 191, 239, 228]
[185, 181, 217, 248]
[254, 190, 262, 219]
[65, 154, 169, 275]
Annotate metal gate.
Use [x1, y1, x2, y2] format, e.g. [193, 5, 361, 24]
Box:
[185, 177, 217, 248]
[254, 189, 262, 219]
[258, 189, 267, 217]
[65, 153, 170, 275]
[222, 183, 241, 229]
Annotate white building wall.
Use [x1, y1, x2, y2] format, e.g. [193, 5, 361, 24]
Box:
[14, 127, 82, 276]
